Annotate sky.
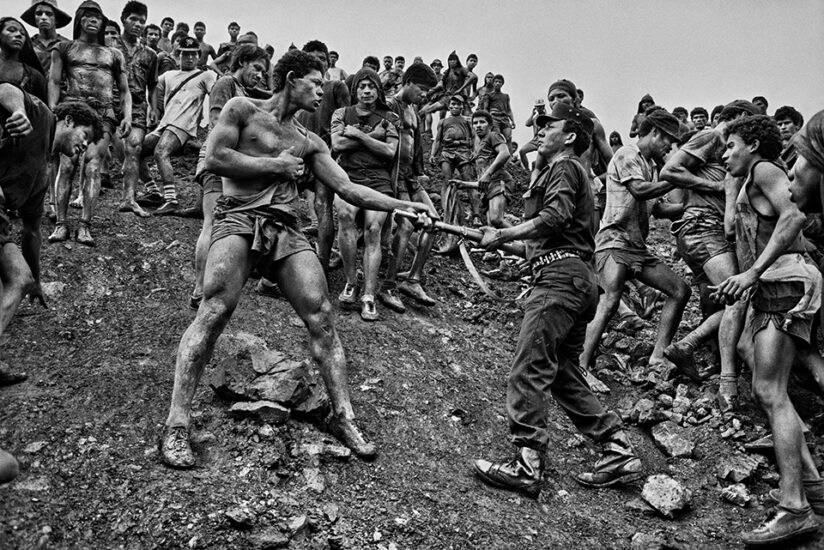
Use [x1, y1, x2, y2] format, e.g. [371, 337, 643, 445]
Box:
[9, 0, 824, 147]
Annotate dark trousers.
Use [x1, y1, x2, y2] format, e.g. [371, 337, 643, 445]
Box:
[507, 258, 621, 451]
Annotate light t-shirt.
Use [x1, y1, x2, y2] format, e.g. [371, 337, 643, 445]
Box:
[155, 69, 217, 137]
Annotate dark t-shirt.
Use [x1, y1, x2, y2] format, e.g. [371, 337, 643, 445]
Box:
[0, 87, 54, 218]
[524, 155, 595, 261]
[679, 128, 727, 217]
[112, 40, 158, 104]
[482, 91, 511, 116]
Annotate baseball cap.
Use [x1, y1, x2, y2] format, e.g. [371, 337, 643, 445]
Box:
[535, 103, 594, 136]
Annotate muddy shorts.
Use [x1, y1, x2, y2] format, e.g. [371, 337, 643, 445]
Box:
[478, 168, 514, 214]
[130, 101, 148, 131]
[440, 149, 474, 168]
[595, 247, 661, 281]
[398, 165, 422, 196]
[196, 170, 223, 195]
[749, 280, 814, 344]
[673, 211, 734, 278]
[149, 124, 190, 147]
[210, 196, 314, 278]
[491, 113, 510, 134]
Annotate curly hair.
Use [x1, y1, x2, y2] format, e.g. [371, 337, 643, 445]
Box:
[401, 62, 437, 87]
[271, 50, 323, 92]
[230, 44, 269, 73]
[562, 120, 591, 156]
[690, 107, 708, 119]
[774, 106, 804, 128]
[53, 101, 104, 143]
[302, 39, 329, 64]
[725, 115, 782, 160]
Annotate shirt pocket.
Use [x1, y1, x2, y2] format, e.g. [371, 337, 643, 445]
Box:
[523, 185, 545, 219]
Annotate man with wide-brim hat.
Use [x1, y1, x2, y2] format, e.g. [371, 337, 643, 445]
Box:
[20, 0, 71, 74]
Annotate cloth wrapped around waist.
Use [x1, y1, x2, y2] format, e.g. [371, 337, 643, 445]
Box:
[753, 253, 823, 321]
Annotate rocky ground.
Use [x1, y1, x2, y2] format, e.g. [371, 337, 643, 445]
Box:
[2, 136, 824, 549]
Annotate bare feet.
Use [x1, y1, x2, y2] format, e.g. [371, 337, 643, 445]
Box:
[69, 196, 83, 209]
[398, 280, 436, 306]
[324, 415, 377, 460]
[76, 223, 96, 247]
[48, 223, 69, 243]
[118, 200, 151, 218]
[583, 369, 610, 394]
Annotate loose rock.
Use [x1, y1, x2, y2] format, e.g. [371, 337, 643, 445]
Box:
[651, 421, 695, 458]
[630, 532, 666, 550]
[641, 474, 692, 518]
[227, 401, 289, 425]
[717, 454, 763, 483]
[225, 505, 255, 529]
[721, 483, 752, 507]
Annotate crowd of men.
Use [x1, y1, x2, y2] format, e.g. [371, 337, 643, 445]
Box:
[2, 0, 824, 546]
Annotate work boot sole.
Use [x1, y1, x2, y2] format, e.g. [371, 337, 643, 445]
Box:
[472, 461, 542, 499]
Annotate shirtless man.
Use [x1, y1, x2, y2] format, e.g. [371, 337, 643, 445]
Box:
[660, 100, 757, 406]
[479, 74, 515, 146]
[296, 40, 350, 271]
[214, 21, 240, 73]
[379, 62, 440, 311]
[0, 18, 47, 104]
[193, 21, 216, 70]
[419, 51, 476, 118]
[332, 68, 399, 321]
[325, 50, 347, 82]
[156, 16, 173, 53]
[112, 1, 157, 218]
[48, 0, 131, 246]
[190, 44, 268, 308]
[21, 0, 71, 75]
[140, 36, 215, 215]
[159, 50, 432, 467]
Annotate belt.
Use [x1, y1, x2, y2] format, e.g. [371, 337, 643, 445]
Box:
[530, 249, 582, 273]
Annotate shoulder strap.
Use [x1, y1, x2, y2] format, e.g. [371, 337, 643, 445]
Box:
[165, 70, 205, 105]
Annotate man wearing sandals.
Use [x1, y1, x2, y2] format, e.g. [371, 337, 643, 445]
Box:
[472, 103, 642, 497]
[159, 51, 433, 467]
[331, 68, 399, 321]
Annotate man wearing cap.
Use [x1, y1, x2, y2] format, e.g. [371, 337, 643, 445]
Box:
[660, 99, 757, 407]
[111, 1, 157, 218]
[579, 108, 691, 372]
[139, 36, 215, 216]
[752, 95, 769, 116]
[48, 0, 131, 246]
[472, 102, 643, 497]
[332, 67, 400, 321]
[20, 0, 70, 75]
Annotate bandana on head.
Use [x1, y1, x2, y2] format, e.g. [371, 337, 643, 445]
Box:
[349, 67, 388, 110]
[548, 79, 577, 100]
[793, 109, 824, 174]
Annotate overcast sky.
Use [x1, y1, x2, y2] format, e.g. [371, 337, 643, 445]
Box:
[10, 0, 824, 146]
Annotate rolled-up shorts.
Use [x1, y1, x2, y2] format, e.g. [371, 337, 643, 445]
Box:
[440, 148, 474, 169]
[595, 247, 661, 281]
[149, 124, 190, 147]
[749, 280, 814, 344]
[673, 212, 734, 279]
[130, 101, 148, 131]
[210, 196, 314, 278]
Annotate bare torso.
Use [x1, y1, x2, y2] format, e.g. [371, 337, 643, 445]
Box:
[61, 41, 122, 106]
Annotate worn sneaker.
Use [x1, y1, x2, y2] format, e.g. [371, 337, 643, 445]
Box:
[765, 480, 824, 515]
[360, 296, 379, 322]
[159, 426, 196, 469]
[575, 430, 643, 488]
[136, 190, 164, 207]
[377, 288, 406, 313]
[741, 505, 820, 546]
[473, 447, 543, 498]
[153, 200, 179, 216]
[338, 282, 358, 306]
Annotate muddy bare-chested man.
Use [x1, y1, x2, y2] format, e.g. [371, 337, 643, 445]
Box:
[47, 0, 131, 246]
[160, 50, 434, 468]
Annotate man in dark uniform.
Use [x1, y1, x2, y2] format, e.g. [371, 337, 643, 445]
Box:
[472, 103, 642, 497]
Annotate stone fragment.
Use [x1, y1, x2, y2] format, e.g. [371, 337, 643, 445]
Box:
[252, 530, 290, 550]
[225, 505, 255, 529]
[289, 515, 308, 535]
[304, 467, 325, 493]
[630, 399, 665, 426]
[321, 443, 352, 461]
[292, 382, 331, 422]
[209, 356, 252, 401]
[641, 474, 692, 518]
[23, 441, 48, 454]
[228, 401, 289, 425]
[672, 396, 691, 415]
[251, 349, 287, 374]
[624, 497, 657, 515]
[630, 532, 666, 550]
[651, 421, 694, 458]
[721, 483, 752, 507]
[658, 394, 673, 408]
[247, 361, 312, 407]
[322, 503, 339, 523]
[717, 454, 763, 483]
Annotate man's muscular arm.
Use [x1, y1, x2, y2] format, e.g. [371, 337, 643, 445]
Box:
[48, 50, 63, 109]
[115, 51, 132, 137]
[661, 149, 725, 192]
[204, 98, 303, 179]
